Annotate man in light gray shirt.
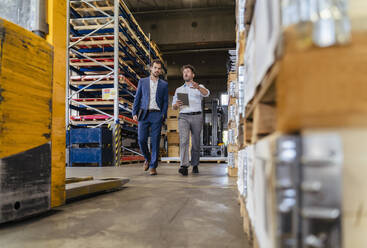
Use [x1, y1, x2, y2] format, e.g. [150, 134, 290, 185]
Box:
[172, 65, 210, 176]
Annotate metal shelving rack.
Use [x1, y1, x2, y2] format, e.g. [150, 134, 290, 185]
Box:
[66, 0, 165, 166]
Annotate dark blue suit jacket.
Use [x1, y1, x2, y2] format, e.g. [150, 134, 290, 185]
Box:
[132, 77, 169, 121]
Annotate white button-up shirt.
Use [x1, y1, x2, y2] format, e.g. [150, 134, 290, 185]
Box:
[149, 79, 160, 110]
[172, 82, 210, 113]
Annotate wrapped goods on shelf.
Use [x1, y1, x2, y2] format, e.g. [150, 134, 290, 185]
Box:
[237, 65, 246, 116]
[227, 49, 237, 73]
[243, 26, 255, 107]
[237, 150, 244, 196]
[237, 148, 250, 197]
[237, 0, 246, 32]
[228, 152, 236, 168]
[282, 0, 351, 47]
[245, 144, 255, 221]
[229, 80, 237, 98]
[228, 105, 237, 123]
[228, 128, 237, 145]
[253, 0, 281, 88]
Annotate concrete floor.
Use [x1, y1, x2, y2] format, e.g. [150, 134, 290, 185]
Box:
[0, 163, 250, 248]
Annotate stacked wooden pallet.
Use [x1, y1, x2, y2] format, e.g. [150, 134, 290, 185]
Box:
[226, 71, 238, 177]
[234, 0, 367, 247]
[166, 108, 180, 157]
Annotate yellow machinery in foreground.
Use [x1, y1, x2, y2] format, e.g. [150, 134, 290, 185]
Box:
[0, 18, 53, 223]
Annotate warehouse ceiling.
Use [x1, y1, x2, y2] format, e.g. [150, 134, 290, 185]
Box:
[125, 0, 236, 98]
[124, 0, 235, 12]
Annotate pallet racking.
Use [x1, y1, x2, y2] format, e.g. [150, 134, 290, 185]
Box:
[66, 0, 165, 166]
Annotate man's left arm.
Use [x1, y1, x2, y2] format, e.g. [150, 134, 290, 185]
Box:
[198, 85, 210, 97]
[192, 82, 210, 97]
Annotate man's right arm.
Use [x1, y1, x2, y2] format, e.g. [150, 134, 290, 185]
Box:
[172, 89, 183, 110]
[132, 79, 143, 120]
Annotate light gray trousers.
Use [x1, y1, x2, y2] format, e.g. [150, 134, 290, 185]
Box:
[178, 113, 203, 167]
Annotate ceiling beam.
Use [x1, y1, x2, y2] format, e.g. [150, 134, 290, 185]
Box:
[159, 41, 235, 53]
[132, 6, 234, 15]
[162, 47, 234, 55]
[167, 75, 226, 80]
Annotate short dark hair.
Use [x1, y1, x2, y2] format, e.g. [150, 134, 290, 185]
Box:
[150, 59, 163, 67]
[181, 64, 195, 74]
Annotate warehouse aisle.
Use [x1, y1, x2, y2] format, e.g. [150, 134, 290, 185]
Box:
[0, 164, 250, 248]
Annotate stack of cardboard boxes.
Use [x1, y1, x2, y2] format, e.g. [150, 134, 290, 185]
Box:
[166, 107, 180, 157]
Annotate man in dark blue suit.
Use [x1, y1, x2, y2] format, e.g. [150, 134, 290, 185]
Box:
[132, 59, 168, 175]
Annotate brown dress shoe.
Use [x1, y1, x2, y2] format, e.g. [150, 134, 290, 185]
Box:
[149, 168, 157, 176]
[143, 160, 150, 171]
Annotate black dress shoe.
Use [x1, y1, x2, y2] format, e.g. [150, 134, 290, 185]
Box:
[150, 168, 157, 176]
[178, 166, 188, 176]
[192, 166, 199, 174]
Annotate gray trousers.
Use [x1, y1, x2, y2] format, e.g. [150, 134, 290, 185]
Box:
[178, 114, 203, 167]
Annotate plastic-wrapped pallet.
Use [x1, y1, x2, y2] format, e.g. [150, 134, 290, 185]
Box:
[237, 149, 245, 196]
[282, 0, 350, 47]
[237, 65, 246, 116]
[237, 148, 249, 197]
[228, 128, 237, 145]
[252, 136, 276, 248]
[245, 144, 255, 222]
[236, 0, 246, 66]
[241, 0, 282, 108]
[228, 80, 237, 98]
[243, 146, 250, 197]
[253, 0, 281, 86]
[228, 152, 236, 168]
[227, 50, 237, 73]
[243, 26, 255, 107]
[227, 151, 238, 177]
[228, 104, 237, 123]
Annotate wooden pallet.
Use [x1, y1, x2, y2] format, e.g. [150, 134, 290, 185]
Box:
[167, 145, 179, 157]
[160, 159, 180, 164]
[160, 157, 228, 164]
[242, 30, 367, 146]
[166, 119, 178, 132]
[167, 132, 180, 145]
[227, 167, 238, 177]
[167, 108, 179, 119]
[66, 177, 129, 200]
[238, 194, 258, 248]
[227, 144, 239, 153]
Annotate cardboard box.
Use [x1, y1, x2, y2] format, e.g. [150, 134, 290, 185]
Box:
[277, 30, 367, 132]
[167, 119, 179, 132]
[167, 132, 179, 145]
[168, 145, 180, 157]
